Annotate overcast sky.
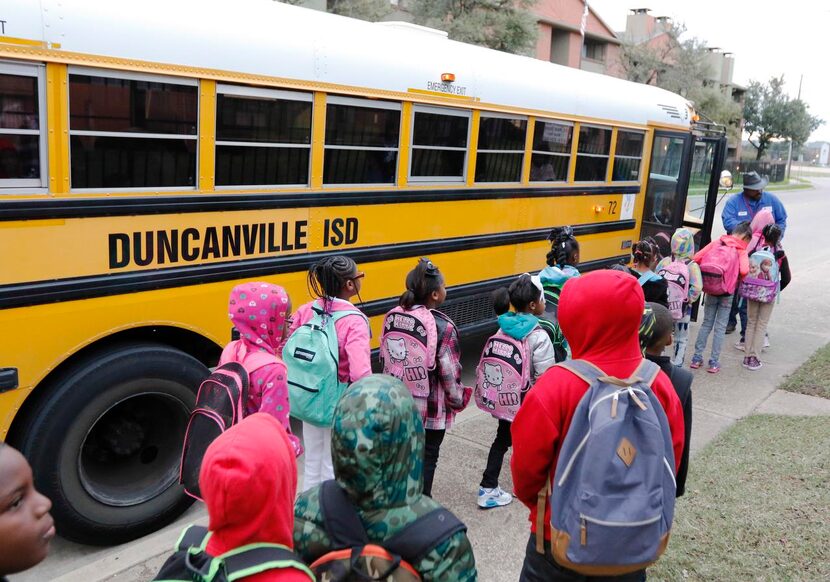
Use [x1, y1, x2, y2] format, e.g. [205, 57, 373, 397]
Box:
[588, 0, 830, 142]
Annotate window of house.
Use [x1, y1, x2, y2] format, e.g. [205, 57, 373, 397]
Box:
[575, 125, 612, 182]
[69, 70, 198, 189]
[530, 120, 573, 182]
[612, 130, 645, 182]
[215, 84, 312, 187]
[475, 115, 526, 183]
[410, 106, 470, 182]
[0, 62, 47, 190]
[324, 97, 400, 185]
[582, 39, 606, 62]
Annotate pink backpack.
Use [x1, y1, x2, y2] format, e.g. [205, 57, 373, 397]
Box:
[474, 330, 531, 422]
[699, 240, 740, 296]
[380, 306, 438, 398]
[657, 260, 690, 320]
[179, 353, 274, 501]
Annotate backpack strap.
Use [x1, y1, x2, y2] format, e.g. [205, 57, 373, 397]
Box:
[384, 507, 467, 566]
[219, 544, 313, 581]
[175, 525, 211, 552]
[555, 359, 606, 385]
[319, 480, 370, 548]
[558, 358, 660, 388]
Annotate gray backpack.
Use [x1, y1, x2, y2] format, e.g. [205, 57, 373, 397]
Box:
[546, 359, 676, 576]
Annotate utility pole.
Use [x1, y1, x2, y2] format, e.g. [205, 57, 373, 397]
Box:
[785, 74, 804, 182]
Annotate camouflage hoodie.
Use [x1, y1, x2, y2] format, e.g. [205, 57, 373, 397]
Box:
[293, 375, 477, 581]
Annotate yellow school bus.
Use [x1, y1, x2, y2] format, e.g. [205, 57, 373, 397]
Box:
[0, 0, 725, 543]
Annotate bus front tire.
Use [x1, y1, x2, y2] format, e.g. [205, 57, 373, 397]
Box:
[17, 342, 208, 545]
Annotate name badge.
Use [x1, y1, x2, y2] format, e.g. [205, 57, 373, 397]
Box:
[737, 211, 748, 217]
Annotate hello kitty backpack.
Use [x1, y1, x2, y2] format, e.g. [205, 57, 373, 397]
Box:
[657, 260, 690, 321]
[380, 306, 439, 398]
[474, 330, 532, 422]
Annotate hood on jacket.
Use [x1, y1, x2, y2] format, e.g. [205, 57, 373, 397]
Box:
[558, 270, 644, 363]
[332, 375, 423, 512]
[228, 282, 291, 356]
[670, 228, 696, 261]
[498, 312, 539, 340]
[749, 207, 775, 251]
[201, 413, 297, 553]
[539, 265, 580, 288]
[720, 234, 749, 250]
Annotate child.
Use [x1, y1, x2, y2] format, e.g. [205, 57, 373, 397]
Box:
[476, 274, 555, 509]
[219, 282, 301, 456]
[155, 414, 313, 581]
[690, 221, 752, 373]
[639, 303, 693, 497]
[382, 258, 468, 498]
[288, 255, 371, 491]
[510, 270, 685, 580]
[626, 238, 669, 308]
[656, 228, 703, 367]
[734, 208, 775, 352]
[538, 226, 580, 362]
[0, 442, 54, 581]
[741, 223, 791, 371]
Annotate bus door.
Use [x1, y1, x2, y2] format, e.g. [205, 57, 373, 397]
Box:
[640, 131, 693, 258]
[683, 134, 728, 249]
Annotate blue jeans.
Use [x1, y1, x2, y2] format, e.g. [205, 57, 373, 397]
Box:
[693, 294, 733, 364]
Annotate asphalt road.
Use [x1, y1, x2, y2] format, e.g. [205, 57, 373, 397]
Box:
[17, 182, 830, 582]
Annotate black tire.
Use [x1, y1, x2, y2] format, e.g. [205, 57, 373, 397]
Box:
[17, 342, 208, 545]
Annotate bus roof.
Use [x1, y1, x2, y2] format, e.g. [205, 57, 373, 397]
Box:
[10, 0, 692, 128]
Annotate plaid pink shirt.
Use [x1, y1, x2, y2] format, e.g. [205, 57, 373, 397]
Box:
[414, 315, 468, 431]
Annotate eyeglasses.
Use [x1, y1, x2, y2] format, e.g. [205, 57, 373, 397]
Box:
[351, 271, 365, 281]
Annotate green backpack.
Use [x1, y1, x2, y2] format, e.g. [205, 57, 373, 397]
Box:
[152, 525, 312, 581]
[283, 304, 367, 427]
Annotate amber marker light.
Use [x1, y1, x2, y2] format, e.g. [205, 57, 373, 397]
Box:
[593, 205, 604, 213]
[441, 73, 456, 83]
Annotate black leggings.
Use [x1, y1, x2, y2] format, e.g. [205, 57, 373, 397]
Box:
[480, 419, 512, 489]
[519, 535, 646, 581]
[422, 429, 445, 497]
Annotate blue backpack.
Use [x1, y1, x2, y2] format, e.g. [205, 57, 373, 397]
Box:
[283, 304, 367, 427]
[545, 359, 676, 576]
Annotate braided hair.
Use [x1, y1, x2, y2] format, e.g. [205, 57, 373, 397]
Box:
[307, 255, 359, 311]
[631, 237, 659, 268]
[400, 258, 444, 309]
[546, 226, 580, 268]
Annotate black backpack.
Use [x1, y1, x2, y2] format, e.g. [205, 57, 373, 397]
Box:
[152, 525, 312, 582]
[309, 480, 466, 581]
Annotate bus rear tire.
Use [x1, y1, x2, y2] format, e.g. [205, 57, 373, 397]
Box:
[17, 342, 208, 545]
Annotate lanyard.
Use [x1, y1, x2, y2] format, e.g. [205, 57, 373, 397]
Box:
[742, 194, 757, 218]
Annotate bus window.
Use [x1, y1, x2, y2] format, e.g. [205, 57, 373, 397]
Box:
[0, 62, 46, 190]
[575, 125, 612, 181]
[324, 96, 400, 185]
[611, 130, 644, 182]
[69, 70, 197, 190]
[642, 133, 690, 256]
[409, 105, 470, 182]
[475, 114, 526, 183]
[215, 85, 312, 187]
[530, 119, 572, 182]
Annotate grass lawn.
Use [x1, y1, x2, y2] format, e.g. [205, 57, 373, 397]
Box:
[779, 343, 830, 400]
[650, 415, 830, 581]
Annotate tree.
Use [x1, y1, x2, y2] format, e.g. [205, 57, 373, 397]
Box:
[619, 23, 742, 136]
[743, 75, 823, 160]
[408, 0, 538, 56]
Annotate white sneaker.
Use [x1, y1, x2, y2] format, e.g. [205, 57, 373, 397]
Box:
[478, 486, 513, 509]
[763, 334, 770, 349]
[734, 338, 745, 351]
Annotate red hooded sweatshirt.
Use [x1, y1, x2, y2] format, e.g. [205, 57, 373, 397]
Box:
[510, 270, 685, 541]
[200, 413, 312, 581]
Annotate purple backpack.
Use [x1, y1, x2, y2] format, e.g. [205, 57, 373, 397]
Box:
[547, 359, 676, 576]
[474, 330, 531, 422]
[657, 260, 690, 320]
[739, 247, 780, 304]
[380, 306, 438, 398]
[699, 239, 740, 296]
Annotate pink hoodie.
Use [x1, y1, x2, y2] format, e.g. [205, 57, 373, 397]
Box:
[748, 207, 775, 253]
[289, 298, 371, 384]
[219, 282, 301, 456]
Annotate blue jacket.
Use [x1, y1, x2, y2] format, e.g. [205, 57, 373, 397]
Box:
[722, 190, 787, 235]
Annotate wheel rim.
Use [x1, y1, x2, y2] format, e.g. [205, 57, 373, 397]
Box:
[78, 387, 190, 507]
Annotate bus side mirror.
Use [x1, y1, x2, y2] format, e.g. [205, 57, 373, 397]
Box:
[719, 170, 733, 190]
